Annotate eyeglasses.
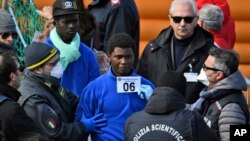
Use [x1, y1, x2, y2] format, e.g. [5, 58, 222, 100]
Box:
[202, 64, 223, 72]
[171, 16, 196, 23]
[0, 32, 18, 40]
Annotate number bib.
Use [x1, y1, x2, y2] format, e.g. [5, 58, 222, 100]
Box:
[117, 76, 141, 93]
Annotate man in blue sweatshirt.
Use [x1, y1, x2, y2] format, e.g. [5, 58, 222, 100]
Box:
[76, 33, 155, 141]
[46, 0, 100, 96]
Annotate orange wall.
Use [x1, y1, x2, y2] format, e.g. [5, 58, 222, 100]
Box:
[30, 0, 250, 79]
[34, 0, 91, 9]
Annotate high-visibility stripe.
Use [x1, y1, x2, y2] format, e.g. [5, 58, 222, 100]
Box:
[27, 48, 57, 70]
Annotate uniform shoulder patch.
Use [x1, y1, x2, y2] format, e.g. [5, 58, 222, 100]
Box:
[37, 104, 61, 136]
[46, 118, 57, 129]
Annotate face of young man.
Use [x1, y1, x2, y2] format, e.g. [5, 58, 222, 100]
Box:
[109, 47, 134, 76]
[169, 2, 198, 40]
[54, 14, 79, 43]
[0, 32, 17, 45]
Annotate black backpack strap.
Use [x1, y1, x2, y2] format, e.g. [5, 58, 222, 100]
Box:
[216, 92, 249, 124]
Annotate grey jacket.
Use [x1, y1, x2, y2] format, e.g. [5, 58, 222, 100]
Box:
[216, 71, 248, 141]
[199, 71, 249, 141]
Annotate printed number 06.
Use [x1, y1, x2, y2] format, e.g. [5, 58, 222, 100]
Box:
[123, 82, 135, 91]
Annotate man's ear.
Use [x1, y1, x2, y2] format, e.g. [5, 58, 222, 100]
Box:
[53, 20, 56, 26]
[107, 53, 112, 63]
[33, 67, 43, 74]
[168, 14, 171, 20]
[107, 52, 111, 58]
[216, 71, 225, 81]
[198, 20, 203, 27]
[9, 72, 15, 81]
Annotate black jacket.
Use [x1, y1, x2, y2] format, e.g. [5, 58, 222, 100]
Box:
[125, 87, 218, 141]
[136, 26, 214, 103]
[18, 72, 85, 141]
[0, 84, 43, 141]
[89, 0, 139, 66]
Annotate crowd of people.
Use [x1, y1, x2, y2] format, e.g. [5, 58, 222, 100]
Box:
[0, 0, 249, 141]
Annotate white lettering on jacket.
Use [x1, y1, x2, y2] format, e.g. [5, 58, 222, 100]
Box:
[133, 124, 185, 141]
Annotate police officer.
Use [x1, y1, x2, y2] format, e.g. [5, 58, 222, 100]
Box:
[18, 42, 106, 141]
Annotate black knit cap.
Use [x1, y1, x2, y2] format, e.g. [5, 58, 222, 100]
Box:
[25, 42, 57, 70]
[156, 71, 187, 95]
[52, 0, 84, 17]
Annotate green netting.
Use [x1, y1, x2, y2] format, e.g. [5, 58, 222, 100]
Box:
[11, 0, 45, 68]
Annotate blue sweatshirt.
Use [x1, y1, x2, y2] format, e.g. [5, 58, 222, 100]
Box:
[46, 38, 100, 96]
[76, 69, 154, 141]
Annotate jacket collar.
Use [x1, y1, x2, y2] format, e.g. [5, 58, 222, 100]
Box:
[0, 84, 21, 101]
[26, 71, 61, 90]
[107, 67, 135, 79]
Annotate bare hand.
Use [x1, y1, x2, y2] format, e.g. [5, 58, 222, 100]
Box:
[36, 6, 53, 20]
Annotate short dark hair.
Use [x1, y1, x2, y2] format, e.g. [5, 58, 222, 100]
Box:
[107, 33, 135, 53]
[209, 47, 239, 76]
[0, 53, 17, 84]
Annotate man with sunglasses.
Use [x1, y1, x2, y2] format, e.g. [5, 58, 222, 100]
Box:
[137, 0, 214, 104]
[0, 9, 17, 45]
[191, 47, 249, 141]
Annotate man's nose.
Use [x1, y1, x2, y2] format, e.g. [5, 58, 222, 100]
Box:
[179, 19, 186, 25]
[121, 58, 128, 64]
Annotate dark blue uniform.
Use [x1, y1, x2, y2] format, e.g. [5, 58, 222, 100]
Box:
[89, 0, 140, 66]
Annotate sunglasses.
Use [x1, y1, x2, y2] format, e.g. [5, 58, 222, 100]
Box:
[0, 32, 18, 40]
[171, 16, 196, 23]
[202, 64, 223, 72]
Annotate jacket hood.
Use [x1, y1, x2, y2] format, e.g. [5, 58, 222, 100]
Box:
[214, 70, 248, 91]
[145, 87, 186, 114]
